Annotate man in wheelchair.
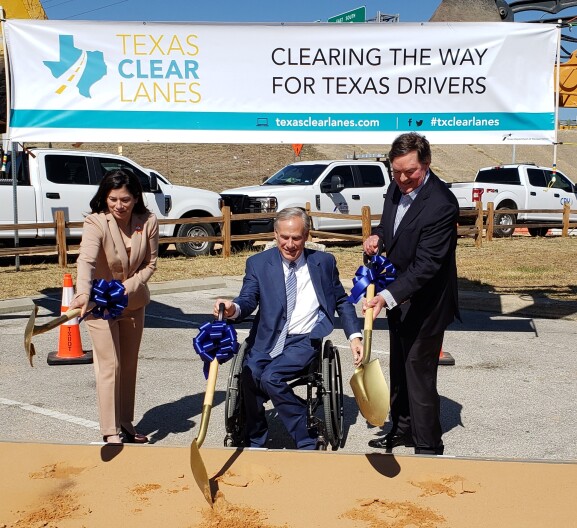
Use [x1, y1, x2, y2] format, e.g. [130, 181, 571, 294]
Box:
[214, 208, 363, 450]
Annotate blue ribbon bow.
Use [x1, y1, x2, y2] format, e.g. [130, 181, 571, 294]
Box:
[348, 255, 397, 304]
[193, 319, 239, 379]
[79, 279, 128, 322]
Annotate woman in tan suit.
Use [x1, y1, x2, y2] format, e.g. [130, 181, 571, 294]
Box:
[71, 169, 159, 445]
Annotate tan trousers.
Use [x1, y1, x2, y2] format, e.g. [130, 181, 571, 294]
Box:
[86, 307, 145, 436]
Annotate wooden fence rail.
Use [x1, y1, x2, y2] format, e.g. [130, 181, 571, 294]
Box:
[1, 203, 575, 267]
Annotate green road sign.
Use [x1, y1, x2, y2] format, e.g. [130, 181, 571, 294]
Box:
[328, 5, 366, 23]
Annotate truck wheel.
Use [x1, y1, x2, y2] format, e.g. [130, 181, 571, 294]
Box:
[528, 227, 549, 237]
[175, 223, 215, 257]
[493, 210, 516, 238]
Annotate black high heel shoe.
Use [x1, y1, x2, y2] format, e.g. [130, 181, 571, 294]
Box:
[120, 426, 148, 444]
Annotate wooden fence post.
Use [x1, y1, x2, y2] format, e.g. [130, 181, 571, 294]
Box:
[55, 210, 68, 268]
[361, 205, 372, 241]
[562, 203, 570, 237]
[474, 201, 484, 247]
[305, 202, 313, 241]
[486, 202, 494, 242]
[221, 205, 231, 258]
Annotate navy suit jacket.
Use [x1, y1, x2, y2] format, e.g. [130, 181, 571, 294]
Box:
[373, 171, 460, 337]
[234, 247, 361, 355]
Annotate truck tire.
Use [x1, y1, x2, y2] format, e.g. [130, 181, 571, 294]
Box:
[175, 222, 215, 257]
[493, 208, 516, 238]
[528, 227, 549, 237]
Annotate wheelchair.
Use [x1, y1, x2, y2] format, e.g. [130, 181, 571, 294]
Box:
[224, 338, 345, 450]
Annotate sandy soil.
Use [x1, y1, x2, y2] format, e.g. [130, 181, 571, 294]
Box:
[1, 442, 575, 528]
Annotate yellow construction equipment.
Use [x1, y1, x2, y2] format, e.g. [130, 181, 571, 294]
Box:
[1, 0, 47, 20]
[559, 50, 577, 108]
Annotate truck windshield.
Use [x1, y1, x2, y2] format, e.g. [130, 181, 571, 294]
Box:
[264, 164, 327, 185]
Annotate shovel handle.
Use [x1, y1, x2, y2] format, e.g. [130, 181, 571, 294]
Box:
[34, 308, 82, 336]
[196, 358, 218, 448]
[195, 303, 225, 448]
[203, 303, 224, 407]
[363, 251, 376, 364]
[362, 240, 383, 364]
[364, 284, 375, 328]
[363, 284, 375, 364]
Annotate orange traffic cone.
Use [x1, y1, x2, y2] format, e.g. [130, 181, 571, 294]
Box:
[47, 273, 93, 366]
[438, 347, 455, 366]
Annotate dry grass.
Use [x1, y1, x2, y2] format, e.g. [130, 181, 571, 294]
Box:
[1, 236, 576, 302]
[3, 139, 577, 302]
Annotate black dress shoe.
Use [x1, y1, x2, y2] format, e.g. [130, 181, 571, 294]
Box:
[121, 426, 149, 444]
[102, 435, 123, 445]
[368, 432, 415, 449]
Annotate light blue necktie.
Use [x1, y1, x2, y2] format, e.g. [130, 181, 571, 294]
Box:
[270, 261, 297, 358]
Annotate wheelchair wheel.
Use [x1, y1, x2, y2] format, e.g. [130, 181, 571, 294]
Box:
[224, 340, 248, 447]
[321, 340, 344, 450]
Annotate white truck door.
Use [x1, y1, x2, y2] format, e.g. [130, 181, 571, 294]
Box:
[317, 165, 359, 230]
[526, 168, 575, 221]
[354, 164, 387, 226]
[36, 154, 95, 238]
[547, 170, 576, 221]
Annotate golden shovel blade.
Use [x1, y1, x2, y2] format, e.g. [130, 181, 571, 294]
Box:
[190, 439, 211, 504]
[24, 305, 39, 367]
[350, 358, 390, 427]
[23, 304, 82, 367]
[190, 359, 219, 506]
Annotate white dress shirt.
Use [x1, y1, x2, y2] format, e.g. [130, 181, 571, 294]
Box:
[232, 252, 362, 341]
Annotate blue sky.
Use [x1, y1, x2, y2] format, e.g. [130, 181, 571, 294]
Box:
[40, 0, 577, 23]
[41, 1, 436, 22]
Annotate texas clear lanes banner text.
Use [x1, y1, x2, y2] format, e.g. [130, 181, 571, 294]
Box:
[3, 20, 558, 144]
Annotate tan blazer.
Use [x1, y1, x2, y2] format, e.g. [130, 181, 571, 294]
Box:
[76, 211, 159, 311]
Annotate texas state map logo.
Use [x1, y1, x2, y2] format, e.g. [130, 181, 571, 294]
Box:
[43, 35, 107, 98]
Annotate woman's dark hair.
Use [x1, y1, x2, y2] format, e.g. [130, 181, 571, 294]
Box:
[89, 169, 149, 214]
[389, 132, 431, 165]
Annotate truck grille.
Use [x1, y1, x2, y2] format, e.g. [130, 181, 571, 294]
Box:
[221, 194, 268, 214]
[220, 194, 247, 214]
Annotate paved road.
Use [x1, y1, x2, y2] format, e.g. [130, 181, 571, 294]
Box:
[1, 277, 576, 462]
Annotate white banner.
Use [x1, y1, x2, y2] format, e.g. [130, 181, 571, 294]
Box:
[3, 20, 558, 144]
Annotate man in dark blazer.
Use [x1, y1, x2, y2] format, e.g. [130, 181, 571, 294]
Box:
[363, 132, 460, 455]
[215, 208, 363, 449]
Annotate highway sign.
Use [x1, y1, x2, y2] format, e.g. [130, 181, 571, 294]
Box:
[328, 5, 366, 23]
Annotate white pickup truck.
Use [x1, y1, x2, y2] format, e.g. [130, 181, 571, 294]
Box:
[447, 164, 577, 237]
[220, 157, 392, 244]
[0, 147, 222, 256]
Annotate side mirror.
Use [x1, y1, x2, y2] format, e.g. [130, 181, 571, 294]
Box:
[320, 175, 344, 193]
[149, 172, 159, 192]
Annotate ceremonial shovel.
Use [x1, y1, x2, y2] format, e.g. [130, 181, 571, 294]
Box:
[24, 304, 81, 367]
[349, 255, 390, 427]
[190, 303, 224, 506]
